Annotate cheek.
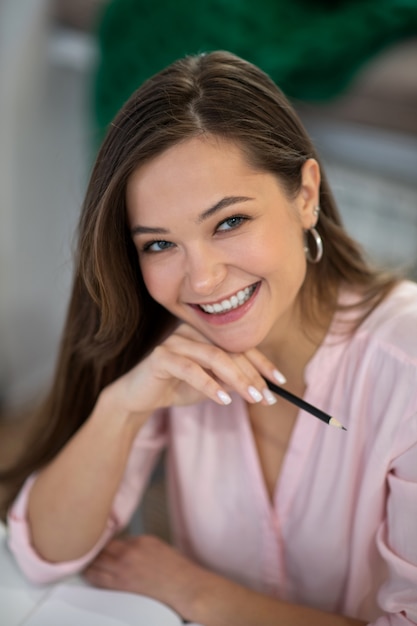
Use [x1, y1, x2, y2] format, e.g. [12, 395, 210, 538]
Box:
[140, 261, 178, 307]
[247, 225, 301, 269]
[268, 216, 304, 259]
[259, 225, 307, 283]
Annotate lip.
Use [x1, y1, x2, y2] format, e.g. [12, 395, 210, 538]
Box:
[188, 281, 261, 325]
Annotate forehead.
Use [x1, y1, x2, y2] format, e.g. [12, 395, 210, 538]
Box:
[125, 136, 273, 223]
[128, 135, 256, 189]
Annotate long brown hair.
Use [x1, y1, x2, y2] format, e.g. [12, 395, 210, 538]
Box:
[0, 50, 398, 512]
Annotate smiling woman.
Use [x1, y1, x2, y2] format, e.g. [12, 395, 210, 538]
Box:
[126, 136, 320, 354]
[1, 51, 417, 626]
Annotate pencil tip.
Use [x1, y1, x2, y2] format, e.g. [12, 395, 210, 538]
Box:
[329, 417, 347, 431]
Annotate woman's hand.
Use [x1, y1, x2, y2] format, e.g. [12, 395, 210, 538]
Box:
[112, 323, 285, 418]
[84, 535, 206, 618]
[84, 534, 366, 626]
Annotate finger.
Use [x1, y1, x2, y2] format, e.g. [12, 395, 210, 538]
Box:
[85, 555, 115, 577]
[243, 348, 287, 402]
[88, 552, 118, 572]
[88, 540, 128, 573]
[157, 338, 267, 405]
[177, 324, 286, 385]
[84, 565, 115, 589]
[153, 347, 233, 406]
[173, 324, 286, 402]
[100, 538, 128, 558]
[228, 352, 279, 406]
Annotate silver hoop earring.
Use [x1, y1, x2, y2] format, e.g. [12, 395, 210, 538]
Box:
[304, 227, 323, 263]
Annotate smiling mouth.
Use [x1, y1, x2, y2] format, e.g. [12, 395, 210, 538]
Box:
[197, 283, 258, 314]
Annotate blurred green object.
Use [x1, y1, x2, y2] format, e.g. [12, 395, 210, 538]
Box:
[94, 0, 417, 137]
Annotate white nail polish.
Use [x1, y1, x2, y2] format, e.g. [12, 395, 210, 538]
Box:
[263, 388, 277, 405]
[248, 386, 263, 403]
[273, 369, 287, 384]
[217, 390, 232, 405]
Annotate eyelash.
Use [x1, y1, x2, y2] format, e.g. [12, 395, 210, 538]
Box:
[141, 214, 250, 254]
[141, 239, 173, 253]
[215, 214, 249, 232]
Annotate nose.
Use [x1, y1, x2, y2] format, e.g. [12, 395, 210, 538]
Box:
[184, 243, 227, 296]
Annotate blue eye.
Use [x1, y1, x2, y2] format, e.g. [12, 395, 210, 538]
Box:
[216, 215, 247, 232]
[142, 240, 174, 253]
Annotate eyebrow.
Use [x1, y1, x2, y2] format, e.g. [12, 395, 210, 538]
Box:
[130, 196, 254, 236]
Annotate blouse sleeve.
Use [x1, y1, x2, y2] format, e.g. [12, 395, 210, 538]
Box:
[6, 411, 167, 585]
[372, 418, 417, 625]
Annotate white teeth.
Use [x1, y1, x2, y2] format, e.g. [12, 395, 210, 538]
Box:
[199, 284, 256, 314]
[237, 290, 246, 303]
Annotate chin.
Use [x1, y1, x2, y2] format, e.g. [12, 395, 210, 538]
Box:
[210, 333, 261, 354]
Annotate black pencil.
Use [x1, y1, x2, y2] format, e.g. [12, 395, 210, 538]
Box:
[263, 377, 347, 430]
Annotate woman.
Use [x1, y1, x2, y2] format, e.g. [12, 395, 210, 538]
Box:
[3, 51, 417, 625]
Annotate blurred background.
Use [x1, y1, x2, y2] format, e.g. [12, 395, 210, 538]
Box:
[0, 0, 416, 421]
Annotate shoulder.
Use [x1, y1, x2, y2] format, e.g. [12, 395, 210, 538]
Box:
[346, 281, 417, 420]
[364, 280, 417, 324]
[329, 281, 417, 444]
[355, 280, 417, 363]
[322, 280, 417, 403]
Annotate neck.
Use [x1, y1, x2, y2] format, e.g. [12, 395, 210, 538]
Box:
[258, 304, 332, 393]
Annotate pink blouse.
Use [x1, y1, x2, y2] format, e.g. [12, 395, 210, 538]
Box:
[7, 281, 417, 625]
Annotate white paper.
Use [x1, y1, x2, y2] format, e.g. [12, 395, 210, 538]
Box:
[21, 584, 183, 626]
[0, 524, 203, 626]
[0, 524, 53, 626]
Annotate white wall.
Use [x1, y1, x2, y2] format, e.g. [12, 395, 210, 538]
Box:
[0, 0, 95, 409]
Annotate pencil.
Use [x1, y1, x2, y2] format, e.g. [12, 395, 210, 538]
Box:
[263, 377, 347, 430]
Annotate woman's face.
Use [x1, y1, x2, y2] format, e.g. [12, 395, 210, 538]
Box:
[126, 136, 320, 353]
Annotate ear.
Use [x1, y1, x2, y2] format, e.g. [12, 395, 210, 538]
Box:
[296, 158, 321, 229]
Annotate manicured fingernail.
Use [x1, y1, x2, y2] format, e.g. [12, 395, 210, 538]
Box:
[217, 390, 232, 405]
[263, 388, 277, 405]
[273, 369, 287, 384]
[248, 386, 263, 403]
